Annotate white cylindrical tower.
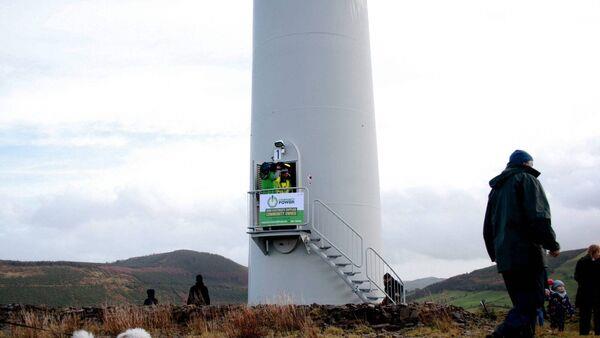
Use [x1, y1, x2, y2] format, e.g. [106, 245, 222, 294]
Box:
[248, 0, 382, 305]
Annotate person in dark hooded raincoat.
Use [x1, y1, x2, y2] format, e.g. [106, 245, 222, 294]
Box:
[381, 273, 403, 305]
[574, 244, 600, 335]
[187, 274, 210, 306]
[483, 150, 560, 338]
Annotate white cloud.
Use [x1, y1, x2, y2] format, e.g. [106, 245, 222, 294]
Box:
[0, 187, 248, 264]
[0, 65, 250, 135]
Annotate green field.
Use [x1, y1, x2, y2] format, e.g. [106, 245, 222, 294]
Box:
[414, 290, 511, 311]
[411, 248, 587, 312]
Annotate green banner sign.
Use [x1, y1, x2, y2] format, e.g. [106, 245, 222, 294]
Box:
[258, 192, 305, 226]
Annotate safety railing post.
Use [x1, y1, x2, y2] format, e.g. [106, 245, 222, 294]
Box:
[311, 200, 363, 268]
[365, 247, 406, 305]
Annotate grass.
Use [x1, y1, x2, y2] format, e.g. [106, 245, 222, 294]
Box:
[1, 303, 589, 337]
[414, 290, 511, 311]
[2, 304, 317, 337]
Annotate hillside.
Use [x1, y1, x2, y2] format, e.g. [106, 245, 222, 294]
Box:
[411, 248, 586, 310]
[404, 277, 445, 292]
[0, 250, 247, 307]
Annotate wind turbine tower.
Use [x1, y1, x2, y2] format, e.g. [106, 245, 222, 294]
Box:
[247, 0, 404, 305]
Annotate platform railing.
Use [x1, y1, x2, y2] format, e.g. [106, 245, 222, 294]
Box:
[312, 200, 363, 268]
[247, 187, 310, 232]
[365, 247, 406, 305]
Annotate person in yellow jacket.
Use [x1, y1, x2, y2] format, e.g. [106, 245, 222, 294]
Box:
[274, 169, 293, 192]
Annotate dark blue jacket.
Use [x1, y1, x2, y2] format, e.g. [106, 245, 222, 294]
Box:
[483, 165, 560, 272]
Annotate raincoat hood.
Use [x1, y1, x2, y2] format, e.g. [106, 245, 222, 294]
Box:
[489, 164, 541, 189]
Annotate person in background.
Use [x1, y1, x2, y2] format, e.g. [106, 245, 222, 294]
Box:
[536, 274, 552, 327]
[275, 168, 292, 192]
[483, 150, 560, 338]
[574, 244, 600, 335]
[546, 278, 554, 293]
[542, 278, 555, 322]
[547, 280, 574, 332]
[381, 273, 403, 305]
[259, 162, 277, 193]
[535, 308, 544, 328]
[187, 274, 210, 306]
[143, 289, 158, 306]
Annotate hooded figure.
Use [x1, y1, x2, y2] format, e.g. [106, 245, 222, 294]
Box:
[143, 288, 158, 306]
[483, 150, 560, 338]
[187, 274, 210, 306]
[381, 273, 403, 305]
[259, 162, 277, 193]
[574, 244, 600, 335]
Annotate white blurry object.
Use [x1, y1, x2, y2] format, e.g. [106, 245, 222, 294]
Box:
[72, 330, 94, 338]
[116, 328, 152, 338]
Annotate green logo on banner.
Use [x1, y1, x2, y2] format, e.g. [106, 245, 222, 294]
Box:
[267, 195, 278, 208]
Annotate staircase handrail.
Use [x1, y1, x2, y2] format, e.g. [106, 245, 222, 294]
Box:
[365, 247, 406, 305]
[312, 199, 363, 268]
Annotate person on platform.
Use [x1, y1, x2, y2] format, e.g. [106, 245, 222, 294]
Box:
[259, 162, 277, 193]
[274, 168, 293, 192]
[381, 273, 403, 305]
[143, 289, 158, 306]
[483, 150, 560, 338]
[187, 274, 210, 306]
[574, 244, 600, 335]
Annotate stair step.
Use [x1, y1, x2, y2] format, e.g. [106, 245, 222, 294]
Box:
[351, 280, 368, 284]
[327, 255, 342, 259]
[335, 263, 350, 267]
[359, 288, 374, 292]
[319, 246, 331, 250]
[343, 272, 359, 276]
[367, 296, 384, 300]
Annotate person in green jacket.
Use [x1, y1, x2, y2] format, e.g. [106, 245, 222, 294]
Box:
[483, 150, 560, 338]
[260, 162, 277, 193]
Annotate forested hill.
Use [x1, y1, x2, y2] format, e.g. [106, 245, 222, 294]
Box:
[0, 250, 247, 307]
[404, 277, 445, 292]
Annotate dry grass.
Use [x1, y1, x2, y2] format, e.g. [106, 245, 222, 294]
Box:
[322, 326, 344, 336]
[4, 304, 587, 337]
[222, 306, 266, 338]
[7, 310, 101, 338]
[103, 305, 178, 336]
[4, 304, 318, 337]
[259, 304, 311, 332]
[430, 313, 458, 333]
[221, 304, 313, 337]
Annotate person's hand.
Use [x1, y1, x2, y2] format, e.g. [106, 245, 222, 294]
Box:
[544, 289, 551, 297]
[549, 250, 560, 257]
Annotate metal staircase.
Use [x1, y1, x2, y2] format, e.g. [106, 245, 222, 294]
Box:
[306, 200, 406, 305]
[247, 188, 405, 304]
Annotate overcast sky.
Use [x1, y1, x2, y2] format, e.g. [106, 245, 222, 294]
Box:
[1, 0, 599, 280]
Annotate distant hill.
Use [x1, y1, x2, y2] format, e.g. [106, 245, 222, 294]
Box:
[404, 277, 445, 292]
[410, 248, 586, 310]
[0, 250, 247, 307]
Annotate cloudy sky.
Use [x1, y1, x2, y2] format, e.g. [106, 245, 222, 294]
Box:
[1, 0, 599, 280]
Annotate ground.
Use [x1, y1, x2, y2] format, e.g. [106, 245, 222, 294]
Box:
[0, 303, 591, 337]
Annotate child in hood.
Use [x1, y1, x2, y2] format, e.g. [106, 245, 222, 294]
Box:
[547, 279, 574, 331]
